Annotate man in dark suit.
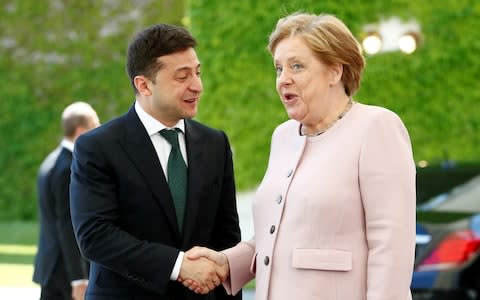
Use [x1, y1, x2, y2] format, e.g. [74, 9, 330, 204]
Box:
[33, 101, 100, 300]
[69, 24, 242, 300]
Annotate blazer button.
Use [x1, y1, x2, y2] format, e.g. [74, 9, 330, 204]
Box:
[270, 225, 275, 234]
[264, 256, 270, 265]
[287, 169, 293, 178]
[276, 195, 282, 204]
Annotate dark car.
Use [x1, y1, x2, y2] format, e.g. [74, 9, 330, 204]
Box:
[412, 175, 480, 300]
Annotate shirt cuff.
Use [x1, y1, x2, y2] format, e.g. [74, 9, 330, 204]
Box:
[170, 251, 184, 280]
[71, 279, 88, 287]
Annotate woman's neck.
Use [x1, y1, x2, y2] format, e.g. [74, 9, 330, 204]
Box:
[301, 94, 352, 136]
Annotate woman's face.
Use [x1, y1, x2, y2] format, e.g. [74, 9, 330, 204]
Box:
[273, 36, 335, 124]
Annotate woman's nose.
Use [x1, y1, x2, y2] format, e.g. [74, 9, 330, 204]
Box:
[277, 69, 293, 85]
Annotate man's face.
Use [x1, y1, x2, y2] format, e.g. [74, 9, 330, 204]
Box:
[142, 47, 202, 127]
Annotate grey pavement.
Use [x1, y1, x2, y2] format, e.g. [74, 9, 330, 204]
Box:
[235, 189, 256, 300]
[237, 189, 255, 240]
[0, 287, 40, 300]
[243, 288, 255, 299]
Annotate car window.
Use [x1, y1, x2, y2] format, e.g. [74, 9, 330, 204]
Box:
[425, 175, 480, 212]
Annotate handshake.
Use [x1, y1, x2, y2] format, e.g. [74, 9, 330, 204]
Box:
[178, 246, 229, 294]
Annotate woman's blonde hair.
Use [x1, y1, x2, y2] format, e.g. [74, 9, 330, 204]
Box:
[268, 13, 365, 96]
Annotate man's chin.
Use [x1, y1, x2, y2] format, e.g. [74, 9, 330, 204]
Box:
[183, 111, 198, 120]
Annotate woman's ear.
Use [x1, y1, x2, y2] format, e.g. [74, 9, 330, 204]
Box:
[329, 64, 343, 86]
[134, 75, 152, 96]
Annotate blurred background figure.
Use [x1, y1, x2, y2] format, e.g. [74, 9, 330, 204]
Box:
[33, 102, 100, 300]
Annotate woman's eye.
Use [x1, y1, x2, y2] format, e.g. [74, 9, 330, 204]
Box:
[275, 66, 282, 76]
[292, 63, 303, 71]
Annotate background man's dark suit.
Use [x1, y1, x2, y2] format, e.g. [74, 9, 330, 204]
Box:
[70, 107, 242, 300]
[33, 145, 89, 298]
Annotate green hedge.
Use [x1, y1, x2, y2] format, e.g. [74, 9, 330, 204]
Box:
[1, 0, 479, 220]
[0, 1, 185, 220]
[189, 0, 480, 190]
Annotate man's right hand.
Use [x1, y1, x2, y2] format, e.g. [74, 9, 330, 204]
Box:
[178, 246, 230, 294]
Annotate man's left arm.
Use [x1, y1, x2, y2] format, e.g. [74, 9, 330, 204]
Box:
[212, 131, 242, 299]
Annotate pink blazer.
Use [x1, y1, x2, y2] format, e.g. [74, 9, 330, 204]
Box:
[223, 103, 416, 300]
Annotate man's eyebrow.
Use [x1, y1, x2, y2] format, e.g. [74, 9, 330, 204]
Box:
[174, 64, 201, 72]
[175, 67, 191, 72]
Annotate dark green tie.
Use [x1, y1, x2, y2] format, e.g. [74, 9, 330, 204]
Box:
[160, 129, 187, 232]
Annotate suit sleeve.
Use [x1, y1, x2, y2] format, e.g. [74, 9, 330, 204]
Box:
[359, 110, 416, 300]
[70, 133, 179, 295]
[51, 156, 88, 282]
[211, 131, 243, 299]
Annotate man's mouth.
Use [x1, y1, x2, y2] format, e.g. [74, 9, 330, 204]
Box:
[183, 97, 199, 103]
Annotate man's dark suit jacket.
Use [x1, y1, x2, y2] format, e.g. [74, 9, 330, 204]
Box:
[70, 107, 242, 300]
[33, 145, 89, 289]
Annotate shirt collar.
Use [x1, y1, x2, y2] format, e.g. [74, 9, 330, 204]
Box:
[61, 139, 74, 152]
[135, 101, 185, 136]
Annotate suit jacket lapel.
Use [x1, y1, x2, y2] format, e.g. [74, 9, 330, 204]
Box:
[120, 107, 180, 238]
[182, 120, 204, 246]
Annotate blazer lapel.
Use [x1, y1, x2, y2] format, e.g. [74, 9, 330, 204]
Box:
[120, 107, 180, 238]
[282, 122, 307, 207]
[292, 127, 307, 167]
[181, 120, 204, 246]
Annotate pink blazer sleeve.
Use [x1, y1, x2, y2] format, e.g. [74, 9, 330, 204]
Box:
[221, 239, 256, 295]
[359, 110, 416, 300]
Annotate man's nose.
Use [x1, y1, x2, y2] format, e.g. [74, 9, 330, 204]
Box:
[190, 75, 203, 92]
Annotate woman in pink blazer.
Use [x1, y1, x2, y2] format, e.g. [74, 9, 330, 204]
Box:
[184, 12, 416, 300]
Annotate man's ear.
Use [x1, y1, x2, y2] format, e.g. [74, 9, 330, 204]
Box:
[72, 126, 87, 142]
[329, 64, 343, 86]
[134, 75, 152, 96]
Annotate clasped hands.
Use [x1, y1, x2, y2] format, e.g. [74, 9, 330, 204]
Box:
[178, 246, 228, 294]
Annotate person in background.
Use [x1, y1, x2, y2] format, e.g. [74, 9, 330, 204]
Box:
[69, 23, 242, 300]
[33, 101, 100, 300]
[183, 12, 416, 300]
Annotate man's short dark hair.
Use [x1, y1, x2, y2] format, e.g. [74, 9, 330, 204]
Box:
[126, 24, 197, 94]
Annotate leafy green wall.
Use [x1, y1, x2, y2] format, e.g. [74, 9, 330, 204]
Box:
[189, 0, 480, 191]
[1, 0, 479, 220]
[0, 1, 185, 220]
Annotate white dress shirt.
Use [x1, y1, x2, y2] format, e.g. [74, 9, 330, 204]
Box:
[134, 101, 186, 281]
[61, 139, 74, 153]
